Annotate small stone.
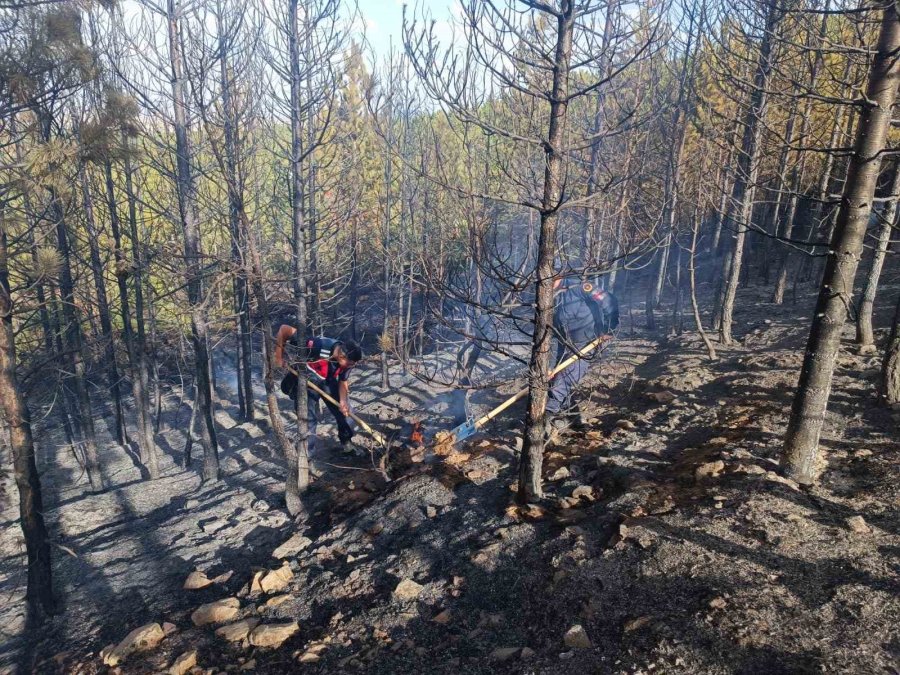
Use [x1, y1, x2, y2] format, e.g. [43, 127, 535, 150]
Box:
[393, 579, 424, 601]
[216, 618, 260, 643]
[846, 516, 870, 534]
[858, 344, 877, 355]
[695, 460, 725, 480]
[432, 610, 451, 625]
[571, 485, 595, 501]
[240, 659, 257, 670]
[272, 534, 312, 559]
[191, 598, 240, 626]
[563, 624, 592, 649]
[366, 522, 385, 537]
[251, 499, 271, 512]
[615, 419, 636, 431]
[426, 505, 438, 519]
[183, 570, 212, 590]
[648, 390, 677, 404]
[736, 463, 766, 476]
[211, 570, 233, 584]
[299, 651, 321, 663]
[624, 616, 651, 632]
[249, 621, 299, 648]
[521, 503, 547, 521]
[162, 622, 178, 636]
[256, 563, 293, 594]
[521, 647, 535, 659]
[489, 647, 520, 662]
[549, 466, 570, 481]
[168, 649, 197, 675]
[100, 622, 165, 667]
[853, 449, 873, 458]
[708, 596, 727, 610]
[265, 594, 291, 608]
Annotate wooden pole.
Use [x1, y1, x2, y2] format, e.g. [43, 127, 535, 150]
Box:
[286, 366, 388, 447]
[458, 334, 611, 440]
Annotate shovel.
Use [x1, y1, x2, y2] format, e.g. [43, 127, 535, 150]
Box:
[436, 334, 611, 448]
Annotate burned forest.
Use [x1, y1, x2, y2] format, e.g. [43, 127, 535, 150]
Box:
[0, 0, 897, 673]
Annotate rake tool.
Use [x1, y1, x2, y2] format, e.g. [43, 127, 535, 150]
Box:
[434, 334, 611, 449]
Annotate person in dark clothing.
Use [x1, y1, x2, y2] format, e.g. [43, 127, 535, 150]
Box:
[546, 277, 619, 421]
[274, 325, 363, 455]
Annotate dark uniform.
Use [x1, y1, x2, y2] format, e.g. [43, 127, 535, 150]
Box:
[280, 336, 355, 452]
[547, 282, 619, 414]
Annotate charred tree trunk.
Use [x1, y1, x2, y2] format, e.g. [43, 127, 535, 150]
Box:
[689, 195, 716, 360]
[718, 0, 781, 345]
[287, 0, 311, 516]
[518, 1, 575, 503]
[216, 10, 254, 422]
[79, 164, 129, 449]
[104, 158, 159, 479]
[167, 0, 219, 481]
[242, 212, 292, 457]
[857, 162, 900, 351]
[349, 216, 359, 341]
[782, 3, 900, 483]
[881, 292, 900, 405]
[122, 133, 156, 450]
[51, 190, 104, 493]
[381, 100, 393, 391]
[0, 227, 54, 618]
[771, 5, 829, 303]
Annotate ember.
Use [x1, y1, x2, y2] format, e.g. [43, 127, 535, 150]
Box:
[410, 420, 424, 445]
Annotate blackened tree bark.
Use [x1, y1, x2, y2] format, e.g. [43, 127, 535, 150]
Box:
[287, 0, 311, 515]
[122, 131, 156, 452]
[771, 3, 830, 304]
[79, 163, 129, 449]
[167, 0, 219, 481]
[51, 189, 104, 493]
[215, 5, 255, 423]
[718, 0, 781, 345]
[242, 212, 293, 457]
[518, 1, 575, 503]
[782, 2, 900, 483]
[881, 292, 900, 405]
[104, 156, 159, 479]
[857, 162, 900, 351]
[0, 224, 54, 617]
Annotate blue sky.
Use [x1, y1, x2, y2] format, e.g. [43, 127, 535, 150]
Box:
[356, 0, 458, 59]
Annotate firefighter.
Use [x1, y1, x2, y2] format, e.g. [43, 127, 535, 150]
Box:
[546, 276, 619, 433]
[274, 326, 363, 455]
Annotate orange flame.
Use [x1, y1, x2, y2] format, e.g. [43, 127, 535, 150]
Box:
[410, 420, 424, 445]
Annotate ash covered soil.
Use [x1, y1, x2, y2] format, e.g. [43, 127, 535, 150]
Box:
[1, 283, 899, 674]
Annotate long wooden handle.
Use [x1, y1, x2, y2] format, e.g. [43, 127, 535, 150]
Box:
[286, 367, 389, 447]
[472, 334, 610, 429]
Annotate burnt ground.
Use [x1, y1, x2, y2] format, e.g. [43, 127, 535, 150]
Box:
[0, 278, 898, 675]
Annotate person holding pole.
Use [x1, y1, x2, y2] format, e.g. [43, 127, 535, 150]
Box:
[274, 325, 364, 455]
[546, 275, 619, 436]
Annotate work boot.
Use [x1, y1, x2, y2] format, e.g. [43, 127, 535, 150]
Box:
[342, 440, 363, 457]
[544, 417, 570, 446]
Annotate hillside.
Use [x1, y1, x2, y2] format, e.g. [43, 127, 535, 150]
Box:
[2, 284, 897, 674]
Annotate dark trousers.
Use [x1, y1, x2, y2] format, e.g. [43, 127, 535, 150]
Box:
[546, 331, 596, 414]
[307, 380, 354, 453]
[546, 357, 590, 414]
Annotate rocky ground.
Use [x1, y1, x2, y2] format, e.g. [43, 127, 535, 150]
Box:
[0, 280, 898, 674]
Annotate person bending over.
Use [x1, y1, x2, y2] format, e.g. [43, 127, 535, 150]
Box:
[275, 326, 363, 456]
